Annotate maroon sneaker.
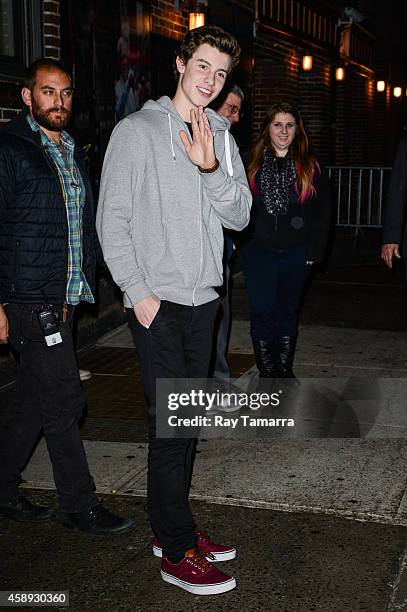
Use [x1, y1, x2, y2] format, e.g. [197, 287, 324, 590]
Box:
[161, 548, 236, 595]
[152, 529, 236, 562]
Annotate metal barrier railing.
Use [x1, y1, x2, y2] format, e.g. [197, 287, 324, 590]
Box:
[327, 166, 392, 228]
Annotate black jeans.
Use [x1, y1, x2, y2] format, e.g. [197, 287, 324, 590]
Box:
[212, 262, 232, 382]
[241, 243, 311, 341]
[127, 299, 219, 563]
[0, 303, 98, 512]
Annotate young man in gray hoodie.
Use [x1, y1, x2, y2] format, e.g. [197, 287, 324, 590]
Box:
[97, 26, 251, 595]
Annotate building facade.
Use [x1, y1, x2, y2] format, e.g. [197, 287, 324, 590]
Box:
[0, 0, 405, 167]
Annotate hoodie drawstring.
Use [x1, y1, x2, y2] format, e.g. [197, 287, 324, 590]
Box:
[224, 130, 233, 177]
[168, 113, 176, 160]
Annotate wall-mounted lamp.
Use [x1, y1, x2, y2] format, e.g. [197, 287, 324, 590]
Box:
[302, 55, 313, 71]
[188, 1, 207, 30]
[189, 11, 205, 29]
[335, 67, 345, 81]
[393, 86, 402, 98]
[376, 80, 386, 92]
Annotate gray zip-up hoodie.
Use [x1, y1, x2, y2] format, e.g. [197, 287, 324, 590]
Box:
[96, 96, 251, 307]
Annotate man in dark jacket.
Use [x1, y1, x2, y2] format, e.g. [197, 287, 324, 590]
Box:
[381, 133, 407, 271]
[0, 58, 133, 535]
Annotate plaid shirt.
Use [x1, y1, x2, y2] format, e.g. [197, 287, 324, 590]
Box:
[27, 115, 94, 305]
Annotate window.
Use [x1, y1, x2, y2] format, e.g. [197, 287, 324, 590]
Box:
[0, 0, 42, 80]
[0, 0, 16, 56]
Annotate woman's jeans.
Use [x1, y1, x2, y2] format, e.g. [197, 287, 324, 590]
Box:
[241, 243, 311, 342]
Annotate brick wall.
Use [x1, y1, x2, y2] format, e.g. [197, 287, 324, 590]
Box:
[253, 29, 298, 135]
[0, 0, 400, 165]
[253, 19, 396, 166]
[334, 70, 396, 166]
[43, 0, 61, 59]
[298, 52, 333, 165]
[151, 0, 189, 40]
[253, 26, 333, 164]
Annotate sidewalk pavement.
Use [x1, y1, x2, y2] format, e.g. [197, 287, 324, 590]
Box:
[1, 313, 407, 611]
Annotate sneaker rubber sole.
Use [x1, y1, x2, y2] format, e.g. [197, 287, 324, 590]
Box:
[153, 543, 236, 562]
[160, 570, 236, 595]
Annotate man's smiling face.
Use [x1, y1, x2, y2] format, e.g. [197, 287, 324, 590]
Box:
[175, 43, 231, 116]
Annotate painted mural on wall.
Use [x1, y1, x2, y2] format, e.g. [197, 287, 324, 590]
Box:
[115, 1, 151, 121]
[63, 0, 151, 184]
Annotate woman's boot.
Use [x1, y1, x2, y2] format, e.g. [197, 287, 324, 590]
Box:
[252, 339, 282, 393]
[253, 339, 281, 377]
[277, 335, 300, 386]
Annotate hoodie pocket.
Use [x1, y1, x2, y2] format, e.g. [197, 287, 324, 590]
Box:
[11, 240, 21, 293]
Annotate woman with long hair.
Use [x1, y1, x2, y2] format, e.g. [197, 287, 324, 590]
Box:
[241, 101, 331, 383]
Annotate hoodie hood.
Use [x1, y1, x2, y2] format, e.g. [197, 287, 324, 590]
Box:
[142, 95, 231, 132]
[141, 95, 232, 164]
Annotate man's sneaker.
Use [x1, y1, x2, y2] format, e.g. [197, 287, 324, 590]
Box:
[0, 494, 54, 522]
[217, 394, 241, 413]
[59, 504, 134, 536]
[79, 369, 92, 381]
[152, 529, 236, 562]
[161, 548, 236, 595]
[206, 382, 243, 413]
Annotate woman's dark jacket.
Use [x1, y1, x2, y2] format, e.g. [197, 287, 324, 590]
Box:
[382, 133, 407, 270]
[242, 162, 331, 262]
[0, 109, 98, 304]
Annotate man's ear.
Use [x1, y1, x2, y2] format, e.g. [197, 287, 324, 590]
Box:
[21, 87, 32, 109]
[175, 55, 186, 75]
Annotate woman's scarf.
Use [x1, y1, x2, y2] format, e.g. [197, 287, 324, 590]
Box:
[260, 148, 297, 215]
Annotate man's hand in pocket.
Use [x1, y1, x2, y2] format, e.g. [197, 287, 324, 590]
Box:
[133, 295, 161, 329]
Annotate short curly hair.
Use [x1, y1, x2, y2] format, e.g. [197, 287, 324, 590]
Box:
[176, 25, 241, 72]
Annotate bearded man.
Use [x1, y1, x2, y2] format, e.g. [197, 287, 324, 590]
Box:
[0, 59, 133, 536]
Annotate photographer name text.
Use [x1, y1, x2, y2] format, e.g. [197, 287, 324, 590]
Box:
[168, 415, 294, 428]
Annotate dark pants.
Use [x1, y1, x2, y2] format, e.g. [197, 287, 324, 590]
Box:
[127, 299, 218, 563]
[241, 243, 311, 341]
[0, 303, 98, 513]
[213, 262, 231, 382]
